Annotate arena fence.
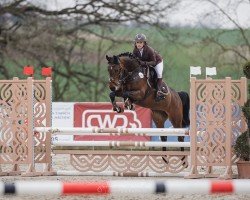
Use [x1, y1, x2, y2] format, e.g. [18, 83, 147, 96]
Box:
[0, 77, 247, 178]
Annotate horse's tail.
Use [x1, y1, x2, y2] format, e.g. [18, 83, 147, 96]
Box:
[178, 91, 190, 128]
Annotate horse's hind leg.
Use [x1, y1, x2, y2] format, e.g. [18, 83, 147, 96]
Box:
[152, 110, 169, 164]
[152, 110, 168, 143]
[169, 110, 187, 167]
[168, 107, 185, 147]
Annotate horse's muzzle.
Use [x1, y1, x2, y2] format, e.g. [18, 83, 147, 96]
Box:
[109, 81, 121, 91]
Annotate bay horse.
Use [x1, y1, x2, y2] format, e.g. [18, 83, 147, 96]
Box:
[106, 53, 190, 153]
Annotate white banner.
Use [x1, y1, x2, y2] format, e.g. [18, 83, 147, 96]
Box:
[190, 66, 201, 76]
[52, 102, 74, 142]
[206, 67, 217, 76]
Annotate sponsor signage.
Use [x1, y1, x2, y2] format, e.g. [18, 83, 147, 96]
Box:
[52, 102, 74, 142]
[74, 102, 152, 141]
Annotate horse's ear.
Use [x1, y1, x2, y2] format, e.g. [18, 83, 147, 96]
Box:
[106, 55, 110, 61]
[113, 56, 119, 64]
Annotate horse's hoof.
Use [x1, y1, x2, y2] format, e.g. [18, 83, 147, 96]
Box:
[128, 104, 134, 110]
[184, 162, 188, 168]
[116, 107, 124, 113]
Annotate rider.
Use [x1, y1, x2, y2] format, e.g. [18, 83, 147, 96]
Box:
[132, 33, 167, 101]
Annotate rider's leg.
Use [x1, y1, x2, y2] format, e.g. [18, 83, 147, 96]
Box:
[157, 78, 163, 91]
[155, 61, 167, 100]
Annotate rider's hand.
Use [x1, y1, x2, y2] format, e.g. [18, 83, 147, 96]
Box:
[139, 60, 146, 66]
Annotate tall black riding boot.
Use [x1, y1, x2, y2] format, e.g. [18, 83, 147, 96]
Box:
[156, 78, 165, 101]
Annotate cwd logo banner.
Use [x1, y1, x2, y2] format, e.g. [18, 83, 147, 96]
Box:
[82, 110, 142, 128]
[74, 102, 152, 141]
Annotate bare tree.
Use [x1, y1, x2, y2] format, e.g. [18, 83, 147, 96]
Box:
[155, 0, 250, 89]
[0, 0, 180, 101]
[191, 0, 249, 75]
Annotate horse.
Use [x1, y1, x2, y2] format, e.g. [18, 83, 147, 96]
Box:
[106, 53, 190, 157]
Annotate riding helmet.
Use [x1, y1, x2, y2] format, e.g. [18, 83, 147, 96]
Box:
[134, 33, 147, 42]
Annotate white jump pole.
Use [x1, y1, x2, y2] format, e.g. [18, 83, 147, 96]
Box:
[35, 127, 189, 135]
[56, 170, 189, 177]
[51, 132, 188, 136]
[52, 141, 191, 148]
[0, 180, 249, 196]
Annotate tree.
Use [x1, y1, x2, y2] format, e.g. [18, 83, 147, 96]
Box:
[0, 0, 180, 101]
[200, 0, 250, 73]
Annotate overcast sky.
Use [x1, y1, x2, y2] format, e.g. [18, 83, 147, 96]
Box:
[168, 0, 250, 28]
[43, 0, 250, 29]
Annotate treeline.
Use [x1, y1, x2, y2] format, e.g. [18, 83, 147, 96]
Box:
[0, 1, 249, 102]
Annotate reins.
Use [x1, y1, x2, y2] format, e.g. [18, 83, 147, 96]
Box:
[118, 56, 153, 89]
[117, 58, 155, 102]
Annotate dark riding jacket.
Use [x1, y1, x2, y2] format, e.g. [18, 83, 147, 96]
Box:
[133, 45, 162, 67]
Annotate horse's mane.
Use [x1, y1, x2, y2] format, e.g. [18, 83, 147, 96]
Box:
[117, 52, 141, 66]
[109, 52, 137, 65]
[115, 52, 141, 72]
[117, 52, 138, 60]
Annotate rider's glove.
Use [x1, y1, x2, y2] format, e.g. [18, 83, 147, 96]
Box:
[139, 60, 147, 66]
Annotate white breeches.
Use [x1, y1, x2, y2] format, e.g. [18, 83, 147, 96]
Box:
[155, 61, 163, 78]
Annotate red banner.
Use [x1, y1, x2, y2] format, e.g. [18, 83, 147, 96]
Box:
[74, 102, 152, 141]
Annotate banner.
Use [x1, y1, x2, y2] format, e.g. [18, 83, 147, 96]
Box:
[206, 67, 217, 76]
[74, 102, 152, 141]
[52, 102, 74, 142]
[190, 66, 201, 76]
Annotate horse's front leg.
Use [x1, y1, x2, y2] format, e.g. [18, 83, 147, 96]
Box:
[122, 90, 145, 110]
[109, 91, 124, 113]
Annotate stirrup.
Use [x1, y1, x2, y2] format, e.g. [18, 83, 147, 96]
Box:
[155, 91, 166, 101]
[160, 86, 168, 94]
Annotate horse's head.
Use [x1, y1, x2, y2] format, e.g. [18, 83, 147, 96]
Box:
[106, 53, 141, 91]
[106, 55, 123, 91]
